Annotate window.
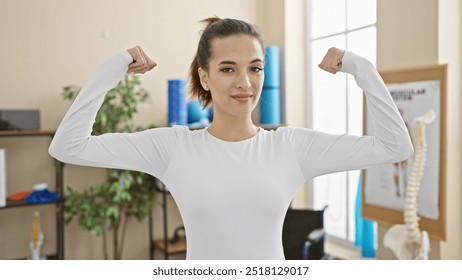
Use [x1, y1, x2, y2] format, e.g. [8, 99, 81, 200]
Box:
[307, 0, 377, 242]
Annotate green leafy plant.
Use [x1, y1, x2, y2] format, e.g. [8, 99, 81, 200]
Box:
[61, 75, 157, 259]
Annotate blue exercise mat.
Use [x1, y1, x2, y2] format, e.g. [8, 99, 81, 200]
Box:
[263, 45, 280, 88]
[260, 88, 281, 125]
[168, 79, 187, 126]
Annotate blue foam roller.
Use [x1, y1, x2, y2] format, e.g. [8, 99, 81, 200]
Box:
[263, 45, 280, 88]
[207, 106, 214, 122]
[168, 79, 187, 126]
[361, 219, 377, 258]
[260, 88, 280, 125]
[354, 173, 363, 247]
[187, 100, 208, 124]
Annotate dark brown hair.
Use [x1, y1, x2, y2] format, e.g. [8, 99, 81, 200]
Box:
[188, 16, 265, 107]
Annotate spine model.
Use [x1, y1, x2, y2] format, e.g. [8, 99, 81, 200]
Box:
[404, 110, 435, 258]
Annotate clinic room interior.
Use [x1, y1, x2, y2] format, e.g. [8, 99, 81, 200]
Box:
[0, 0, 461, 260]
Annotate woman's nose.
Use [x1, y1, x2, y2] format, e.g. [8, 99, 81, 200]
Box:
[235, 72, 251, 90]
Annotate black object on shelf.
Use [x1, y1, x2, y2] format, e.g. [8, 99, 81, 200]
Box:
[0, 110, 40, 131]
[0, 130, 65, 260]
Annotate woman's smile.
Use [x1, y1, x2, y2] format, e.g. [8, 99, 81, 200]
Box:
[231, 94, 254, 103]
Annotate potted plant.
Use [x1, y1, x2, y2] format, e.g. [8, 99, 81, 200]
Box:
[60, 75, 157, 259]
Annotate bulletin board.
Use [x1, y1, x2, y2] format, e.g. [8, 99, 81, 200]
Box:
[362, 64, 447, 241]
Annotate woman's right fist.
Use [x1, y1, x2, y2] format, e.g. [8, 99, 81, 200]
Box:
[127, 46, 156, 74]
[318, 47, 345, 74]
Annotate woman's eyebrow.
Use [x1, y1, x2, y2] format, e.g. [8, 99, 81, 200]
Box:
[218, 60, 236, 65]
[250, 59, 264, 64]
[218, 59, 263, 65]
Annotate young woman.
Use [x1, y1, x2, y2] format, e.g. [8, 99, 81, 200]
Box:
[49, 17, 413, 260]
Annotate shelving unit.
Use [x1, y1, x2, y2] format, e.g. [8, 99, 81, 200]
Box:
[149, 182, 186, 260]
[0, 130, 64, 260]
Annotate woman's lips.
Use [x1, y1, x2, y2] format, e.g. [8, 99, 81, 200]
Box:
[232, 94, 253, 102]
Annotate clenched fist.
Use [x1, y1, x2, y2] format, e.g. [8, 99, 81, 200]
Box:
[127, 46, 156, 74]
[318, 47, 345, 74]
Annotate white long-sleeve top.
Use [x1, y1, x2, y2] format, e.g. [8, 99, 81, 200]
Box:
[49, 50, 413, 260]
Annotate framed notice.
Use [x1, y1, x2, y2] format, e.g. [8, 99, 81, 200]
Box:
[362, 64, 447, 241]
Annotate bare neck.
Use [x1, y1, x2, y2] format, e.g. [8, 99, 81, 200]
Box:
[207, 114, 259, 142]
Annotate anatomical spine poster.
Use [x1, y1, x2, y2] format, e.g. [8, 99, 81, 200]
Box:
[364, 80, 440, 220]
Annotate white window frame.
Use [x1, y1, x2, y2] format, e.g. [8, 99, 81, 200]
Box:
[306, 0, 377, 243]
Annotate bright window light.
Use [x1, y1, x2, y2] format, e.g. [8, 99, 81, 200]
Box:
[308, 0, 377, 242]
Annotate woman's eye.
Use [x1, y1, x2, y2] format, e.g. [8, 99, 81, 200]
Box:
[220, 68, 234, 73]
[251, 67, 264, 73]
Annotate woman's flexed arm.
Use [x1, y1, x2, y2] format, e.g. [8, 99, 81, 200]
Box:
[49, 47, 177, 179]
[290, 47, 414, 179]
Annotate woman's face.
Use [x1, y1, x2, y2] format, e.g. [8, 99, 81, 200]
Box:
[199, 34, 264, 120]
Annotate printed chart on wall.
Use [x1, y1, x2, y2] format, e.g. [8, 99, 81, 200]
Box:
[362, 64, 447, 240]
[365, 80, 440, 218]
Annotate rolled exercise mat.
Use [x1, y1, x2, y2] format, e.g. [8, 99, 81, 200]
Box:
[168, 79, 187, 126]
[260, 88, 281, 125]
[361, 219, 377, 258]
[187, 100, 207, 124]
[260, 45, 281, 125]
[263, 45, 280, 88]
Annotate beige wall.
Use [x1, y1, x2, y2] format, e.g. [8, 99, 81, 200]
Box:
[283, 0, 309, 208]
[437, 0, 461, 260]
[377, 0, 438, 70]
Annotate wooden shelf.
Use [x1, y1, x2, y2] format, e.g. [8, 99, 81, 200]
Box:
[0, 127, 283, 137]
[153, 238, 186, 255]
[0, 199, 60, 210]
[260, 124, 287, 130]
[0, 131, 64, 259]
[189, 124, 285, 131]
[11, 253, 59, 260]
[0, 130, 55, 137]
